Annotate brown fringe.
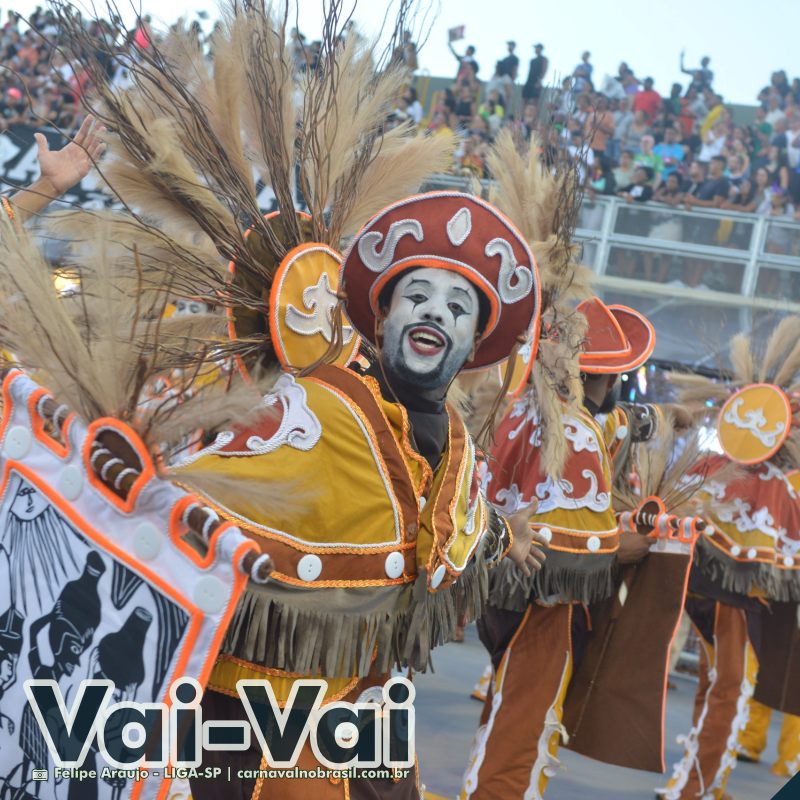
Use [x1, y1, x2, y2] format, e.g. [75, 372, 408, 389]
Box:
[487, 558, 534, 612]
[694, 535, 800, 602]
[488, 550, 617, 610]
[219, 540, 490, 678]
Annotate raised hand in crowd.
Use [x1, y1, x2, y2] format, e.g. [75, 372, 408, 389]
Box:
[8, 114, 105, 221]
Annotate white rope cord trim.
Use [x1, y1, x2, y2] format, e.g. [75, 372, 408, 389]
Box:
[113, 467, 138, 491]
[100, 457, 124, 482]
[89, 446, 112, 469]
[247, 553, 272, 584]
[201, 509, 220, 542]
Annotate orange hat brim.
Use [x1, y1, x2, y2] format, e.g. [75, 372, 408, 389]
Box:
[580, 305, 656, 374]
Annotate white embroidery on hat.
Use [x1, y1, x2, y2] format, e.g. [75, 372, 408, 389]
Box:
[446, 207, 472, 246]
[485, 237, 534, 303]
[358, 219, 424, 273]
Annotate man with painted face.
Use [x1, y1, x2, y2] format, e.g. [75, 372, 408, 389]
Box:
[371, 268, 489, 470]
[181, 192, 547, 800]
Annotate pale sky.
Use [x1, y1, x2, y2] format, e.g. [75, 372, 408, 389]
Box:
[12, 0, 800, 104]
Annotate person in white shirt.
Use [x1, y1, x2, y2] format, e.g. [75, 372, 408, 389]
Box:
[697, 121, 727, 163]
[403, 87, 423, 126]
[786, 115, 800, 169]
[765, 93, 787, 127]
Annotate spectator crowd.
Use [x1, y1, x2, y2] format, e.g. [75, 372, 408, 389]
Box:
[0, 6, 155, 130]
[2, 5, 800, 238]
[419, 39, 800, 231]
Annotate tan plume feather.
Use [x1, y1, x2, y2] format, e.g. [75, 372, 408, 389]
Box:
[729, 334, 753, 384]
[300, 34, 410, 242]
[169, 467, 309, 521]
[225, 3, 297, 206]
[339, 127, 456, 238]
[669, 372, 730, 410]
[143, 369, 279, 450]
[773, 338, 800, 387]
[487, 129, 552, 243]
[0, 215, 164, 423]
[530, 360, 568, 479]
[760, 316, 800, 382]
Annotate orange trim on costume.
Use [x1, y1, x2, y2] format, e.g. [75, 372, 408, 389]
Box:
[0, 370, 22, 440]
[268, 241, 352, 370]
[428, 409, 456, 579]
[168, 493, 258, 570]
[657, 540, 696, 773]
[579, 304, 632, 361]
[0, 460, 206, 800]
[0, 382, 245, 800]
[361, 373, 433, 496]
[28, 387, 76, 459]
[579, 304, 656, 374]
[702, 526, 788, 566]
[307, 370, 410, 544]
[533, 523, 619, 554]
[188, 492, 416, 588]
[430, 410, 474, 584]
[208, 653, 361, 706]
[718, 383, 792, 466]
[1, 196, 15, 222]
[184, 489, 416, 556]
[82, 417, 155, 514]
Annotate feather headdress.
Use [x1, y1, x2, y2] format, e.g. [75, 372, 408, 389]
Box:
[455, 127, 592, 477]
[49, 0, 453, 374]
[0, 213, 277, 464]
[670, 316, 800, 467]
[613, 415, 740, 518]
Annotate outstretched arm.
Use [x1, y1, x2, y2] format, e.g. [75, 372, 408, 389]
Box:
[504, 507, 548, 576]
[6, 115, 105, 223]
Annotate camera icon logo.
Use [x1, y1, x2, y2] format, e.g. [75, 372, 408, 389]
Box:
[32, 769, 48, 781]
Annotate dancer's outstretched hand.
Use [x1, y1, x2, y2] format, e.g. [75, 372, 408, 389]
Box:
[506, 508, 548, 577]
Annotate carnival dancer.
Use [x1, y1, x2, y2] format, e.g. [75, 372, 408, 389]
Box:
[461, 295, 674, 799]
[180, 190, 548, 800]
[736, 471, 800, 780]
[44, 5, 549, 798]
[658, 318, 800, 800]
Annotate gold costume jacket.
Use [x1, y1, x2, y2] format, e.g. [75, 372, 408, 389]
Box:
[177, 364, 501, 695]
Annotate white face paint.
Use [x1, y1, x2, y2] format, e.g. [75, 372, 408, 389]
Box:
[381, 268, 481, 391]
[174, 298, 210, 317]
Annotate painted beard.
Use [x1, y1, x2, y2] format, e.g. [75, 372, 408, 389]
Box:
[382, 318, 473, 391]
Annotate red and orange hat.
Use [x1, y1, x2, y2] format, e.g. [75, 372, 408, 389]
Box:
[577, 297, 656, 374]
[339, 191, 541, 370]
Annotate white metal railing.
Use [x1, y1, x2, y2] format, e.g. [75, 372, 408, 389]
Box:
[424, 174, 800, 312]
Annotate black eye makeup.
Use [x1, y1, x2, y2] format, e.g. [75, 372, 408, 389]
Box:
[448, 301, 467, 319]
[404, 292, 429, 307]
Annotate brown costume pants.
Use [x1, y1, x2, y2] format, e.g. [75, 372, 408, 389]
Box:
[460, 603, 573, 799]
[658, 601, 757, 800]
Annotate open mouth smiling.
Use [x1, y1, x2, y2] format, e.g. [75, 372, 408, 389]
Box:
[407, 325, 447, 356]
